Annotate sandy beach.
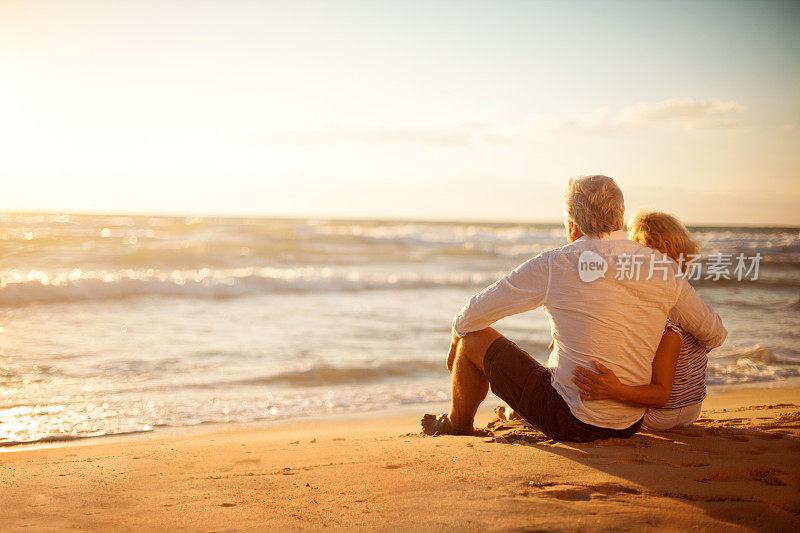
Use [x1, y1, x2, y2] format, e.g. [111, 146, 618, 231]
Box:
[1, 387, 799, 532]
[3, 1, 799, 531]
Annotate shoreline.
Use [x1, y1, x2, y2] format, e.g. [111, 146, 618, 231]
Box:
[5, 379, 800, 453]
[2, 387, 799, 531]
[0, 399, 454, 454]
[5, 378, 800, 454]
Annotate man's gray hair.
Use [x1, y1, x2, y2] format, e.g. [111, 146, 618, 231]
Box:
[564, 175, 625, 238]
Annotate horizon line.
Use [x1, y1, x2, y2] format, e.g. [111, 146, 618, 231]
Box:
[1, 208, 798, 230]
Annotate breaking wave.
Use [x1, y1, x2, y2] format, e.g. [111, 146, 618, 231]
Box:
[214, 360, 446, 388]
[0, 267, 499, 306]
[707, 358, 799, 385]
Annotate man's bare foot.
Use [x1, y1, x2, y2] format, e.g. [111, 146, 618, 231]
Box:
[420, 413, 473, 436]
[494, 405, 524, 421]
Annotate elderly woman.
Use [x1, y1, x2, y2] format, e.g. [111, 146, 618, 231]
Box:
[572, 211, 709, 431]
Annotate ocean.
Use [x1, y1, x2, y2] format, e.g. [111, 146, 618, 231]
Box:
[1, 213, 798, 447]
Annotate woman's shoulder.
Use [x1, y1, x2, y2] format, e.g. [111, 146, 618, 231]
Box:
[664, 319, 685, 337]
[666, 320, 708, 354]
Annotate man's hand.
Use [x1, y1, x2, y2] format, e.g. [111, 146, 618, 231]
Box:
[447, 329, 460, 372]
[571, 361, 622, 401]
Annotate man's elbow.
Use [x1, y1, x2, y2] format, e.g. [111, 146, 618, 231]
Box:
[461, 327, 502, 344]
[709, 324, 728, 351]
[451, 315, 467, 338]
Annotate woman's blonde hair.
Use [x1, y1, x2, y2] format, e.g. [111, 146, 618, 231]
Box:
[628, 211, 699, 271]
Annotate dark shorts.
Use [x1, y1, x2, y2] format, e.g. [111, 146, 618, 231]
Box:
[483, 337, 642, 442]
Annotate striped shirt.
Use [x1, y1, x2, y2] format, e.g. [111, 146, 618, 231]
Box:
[663, 321, 708, 408]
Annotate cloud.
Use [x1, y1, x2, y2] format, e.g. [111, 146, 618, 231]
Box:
[252, 122, 517, 147]
[253, 97, 745, 147]
[624, 98, 744, 128]
[559, 98, 745, 135]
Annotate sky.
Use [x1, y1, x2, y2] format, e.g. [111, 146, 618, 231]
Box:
[1, 0, 798, 225]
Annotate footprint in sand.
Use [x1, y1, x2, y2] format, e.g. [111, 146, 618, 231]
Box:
[719, 418, 748, 425]
[528, 482, 641, 501]
[724, 433, 750, 442]
[754, 432, 784, 440]
[699, 467, 787, 486]
[545, 486, 594, 501]
[488, 431, 553, 445]
[234, 458, 261, 464]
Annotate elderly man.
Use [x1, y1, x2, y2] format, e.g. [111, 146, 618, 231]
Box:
[422, 175, 726, 442]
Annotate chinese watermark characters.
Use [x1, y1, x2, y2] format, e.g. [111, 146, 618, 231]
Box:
[578, 252, 761, 282]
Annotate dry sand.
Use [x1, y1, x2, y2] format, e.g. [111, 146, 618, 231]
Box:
[2, 387, 799, 532]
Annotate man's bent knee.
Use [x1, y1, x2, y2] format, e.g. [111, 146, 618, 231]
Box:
[459, 328, 504, 372]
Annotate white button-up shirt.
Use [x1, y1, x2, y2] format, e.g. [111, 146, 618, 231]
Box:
[452, 230, 727, 429]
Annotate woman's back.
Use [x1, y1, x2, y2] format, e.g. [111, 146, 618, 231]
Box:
[663, 321, 708, 409]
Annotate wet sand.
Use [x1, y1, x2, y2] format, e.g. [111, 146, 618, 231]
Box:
[2, 387, 799, 531]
